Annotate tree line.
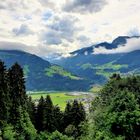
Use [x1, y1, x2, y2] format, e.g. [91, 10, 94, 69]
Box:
[81, 74, 140, 140]
[0, 60, 140, 140]
[0, 60, 86, 140]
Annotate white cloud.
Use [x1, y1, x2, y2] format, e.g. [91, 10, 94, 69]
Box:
[0, 0, 140, 57]
[127, 27, 140, 37]
[93, 37, 140, 54]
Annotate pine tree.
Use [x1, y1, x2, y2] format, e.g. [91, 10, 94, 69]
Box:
[63, 102, 72, 129]
[8, 62, 27, 125]
[71, 100, 86, 127]
[53, 105, 63, 132]
[35, 96, 46, 131]
[27, 96, 36, 125]
[9, 62, 27, 107]
[79, 102, 86, 122]
[14, 106, 37, 140]
[64, 101, 86, 138]
[0, 60, 10, 123]
[44, 95, 54, 132]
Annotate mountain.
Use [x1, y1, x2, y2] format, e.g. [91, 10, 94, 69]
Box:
[54, 36, 140, 85]
[0, 50, 90, 91]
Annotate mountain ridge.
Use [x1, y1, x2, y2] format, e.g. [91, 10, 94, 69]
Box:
[54, 36, 140, 85]
[0, 49, 90, 91]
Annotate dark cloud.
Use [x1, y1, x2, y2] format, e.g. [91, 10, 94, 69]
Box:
[12, 24, 33, 36]
[49, 16, 78, 41]
[41, 30, 62, 45]
[63, 0, 107, 14]
[41, 16, 80, 45]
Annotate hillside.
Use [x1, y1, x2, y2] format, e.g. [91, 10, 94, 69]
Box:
[0, 50, 90, 91]
[54, 36, 140, 84]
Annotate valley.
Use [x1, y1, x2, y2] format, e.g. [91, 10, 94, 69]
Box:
[0, 36, 140, 139]
[1, 1, 140, 139]
[1, 36, 140, 92]
[29, 91, 96, 110]
[54, 36, 140, 85]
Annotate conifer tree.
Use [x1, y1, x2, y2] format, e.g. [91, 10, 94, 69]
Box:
[64, 101, 86, 138]
[35, 96, 46, 131]
[53, 105, 63, 132]
[79, 102, 86, 122]
[14, 106, 37, 140]
[63, 102, 72, 129]
[8, 62, 27, 125]
[44, 95, 54, 132]
[0, 60, 10, 123]
[9, 62, 27, 107]
[27, 96, 36, 125]
[71, 100, 86, 127]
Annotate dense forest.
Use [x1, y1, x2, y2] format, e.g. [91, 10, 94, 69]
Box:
[0, 60, 140, 140]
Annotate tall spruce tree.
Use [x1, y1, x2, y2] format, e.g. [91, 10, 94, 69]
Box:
[8, 62, 27, 125]
[64, 101, 86, 138]
[53, 105, 63, 132]
[35, 96, 46, 131]
[14, 106, 37, 140]
[79, 102, 86, 122]
[71, 100, 86, 127]
[27, 96, 36, 125]
[44, 95, 54, 132]
[0, 61, 10, 124]
[63, 102, 72, 129]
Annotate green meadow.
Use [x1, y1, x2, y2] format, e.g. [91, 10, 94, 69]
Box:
[29, 92, 85, 110]
[89, 85, 102, 93]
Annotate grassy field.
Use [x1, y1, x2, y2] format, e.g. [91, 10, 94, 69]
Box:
[45, 65, 80, 80]
[89, 85, 102, 93]
[80, 62, 128, 78]
[29, 92, 85, 110]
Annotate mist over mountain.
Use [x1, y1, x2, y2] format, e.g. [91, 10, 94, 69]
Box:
[53, 36, 140, 85]
[0, 36, 140, 90]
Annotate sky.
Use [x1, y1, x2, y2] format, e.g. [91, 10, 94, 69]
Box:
[0, 0, 140, 58]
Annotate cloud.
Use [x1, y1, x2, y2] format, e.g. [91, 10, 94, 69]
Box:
[42, 10, 53, 21]
[0, 41, 58, 57]
[12, 24, 34, 36]
[41, 15, 80, 45]
[38, 0, 55, 8]
[77, 35, 92, 47]
[1, 0, 140, 58]
[63, 0, 107, 14]
[49, 16, 79, 40]
[41, 29, 62, 45]
[127, 27, 140, 37]
[77, 35, 90, 42]
[0, 41, 33, 52]
[0, 1, 24, 11]
[93, 37, 140, 54]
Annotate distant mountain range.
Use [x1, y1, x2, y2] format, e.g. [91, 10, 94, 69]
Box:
[0, 50, 89, 91]
[1, 36, 140, 91]
[54, 36, 140, 85]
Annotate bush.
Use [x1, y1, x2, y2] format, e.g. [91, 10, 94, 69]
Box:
[2, 124, 16, 140]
